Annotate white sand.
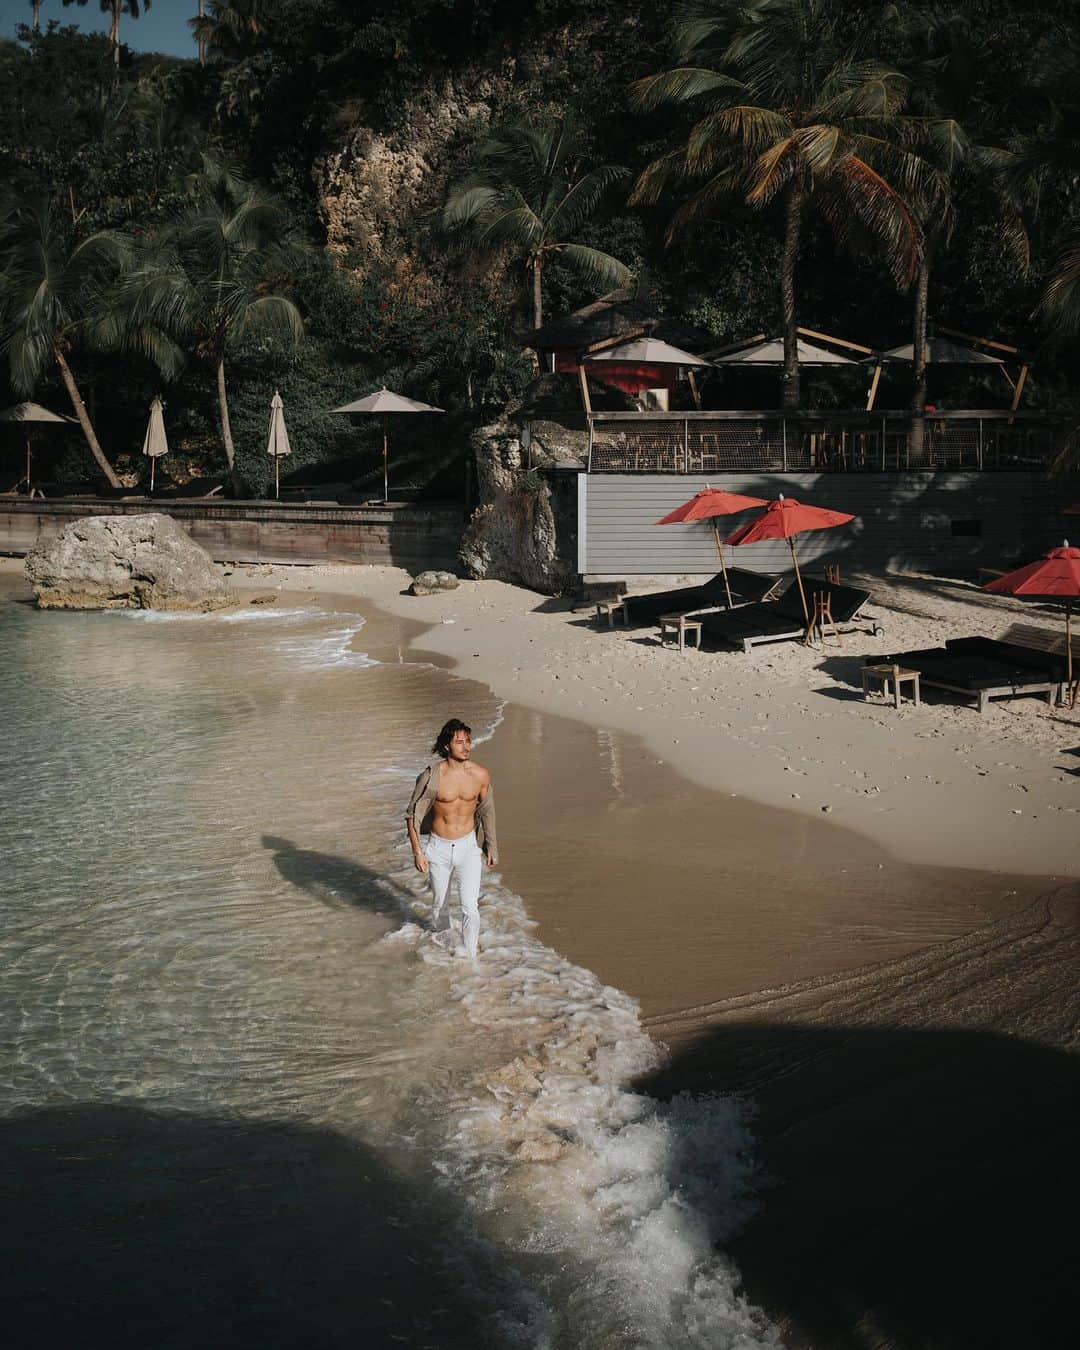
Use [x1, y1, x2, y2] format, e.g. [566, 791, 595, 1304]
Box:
[232, 561, 1078, 879]
[6, 554, 1076, 876]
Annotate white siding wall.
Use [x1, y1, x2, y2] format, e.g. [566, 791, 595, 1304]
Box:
[580, 472, 1079, 575]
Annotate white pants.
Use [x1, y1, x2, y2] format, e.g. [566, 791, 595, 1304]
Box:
[424, 831, 483, 959]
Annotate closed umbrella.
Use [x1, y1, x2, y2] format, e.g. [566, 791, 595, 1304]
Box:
[725, 494, 855, 623]
[141, 396, 169, 494]
[0, 401, 74, 493]
[983, 543, 1080, 706]
[654, 487, 768, 606]
[332, 388, 444, 503]
[266, 390, 292, 500]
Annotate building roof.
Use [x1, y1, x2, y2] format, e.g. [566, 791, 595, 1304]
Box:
[710, 336, 858, 366]
[526, 288, 714, 353]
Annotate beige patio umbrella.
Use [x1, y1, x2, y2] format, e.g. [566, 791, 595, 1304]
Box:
[141, 395, 169, 493]
[266, 389, 292, 500]
[0, 400, 74, 493]
[332, 388, 444, 502]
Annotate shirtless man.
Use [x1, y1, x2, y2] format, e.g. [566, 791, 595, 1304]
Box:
[405, 719, 498, 959]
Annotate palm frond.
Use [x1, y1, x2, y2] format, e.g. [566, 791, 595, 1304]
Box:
[554, 245, 633, 291]
[629, 67, 745, 112]
[546, 165, 629, 236]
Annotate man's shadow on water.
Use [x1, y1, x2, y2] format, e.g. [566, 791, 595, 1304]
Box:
[636, 1021, 1080, 1350]
[263, 834, 418, 921]
[0, 1102, 500, 1350]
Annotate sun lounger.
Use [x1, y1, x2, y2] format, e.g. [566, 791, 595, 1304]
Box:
[622, 568, 783, 625]
[699, 579, 875, 652]
[865, 637, 1066, 713]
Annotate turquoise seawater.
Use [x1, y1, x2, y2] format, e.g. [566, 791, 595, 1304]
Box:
[0, 585, 776, 1349]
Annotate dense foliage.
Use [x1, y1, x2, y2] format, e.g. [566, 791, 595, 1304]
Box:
[1, 0, 1079, 493]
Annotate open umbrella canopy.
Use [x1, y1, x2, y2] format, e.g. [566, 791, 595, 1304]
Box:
[654, 488, 767, 525]
[0, 401, 74, 425]
[726, 494, 856, 625]
[710, 336, 857, 366]
[984, 544, 1080, 701]
[332, 388, 444, 414]
[725, 495, 855, 545]
[982, 545, 1080, 599]
[873, 338, 1004, 365]
[654, 488, 770, 606]
[585, 337, 712, 367]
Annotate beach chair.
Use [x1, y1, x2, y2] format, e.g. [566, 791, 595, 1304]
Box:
[622, 569, 783, 626]
[699, 580, 876, 653]
[864, 636, 1067, 714]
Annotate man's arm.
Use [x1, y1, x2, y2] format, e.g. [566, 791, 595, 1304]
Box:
[477, 772, 498, 866]
[407, 814, 428, 873]
[406, 768, 430, 874]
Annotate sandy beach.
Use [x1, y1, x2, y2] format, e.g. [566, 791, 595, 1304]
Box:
[5, 553, 1078, 1348]
[222, 559, 1078, 1349]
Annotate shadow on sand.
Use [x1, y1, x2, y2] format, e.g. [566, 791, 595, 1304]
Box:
[0, 1102, 497, 1350]
[637, 1020, 1080, 1350]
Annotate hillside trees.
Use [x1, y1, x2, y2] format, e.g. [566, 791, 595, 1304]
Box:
[631, 0, 930, 408]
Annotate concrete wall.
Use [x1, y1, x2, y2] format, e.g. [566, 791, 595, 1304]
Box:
[0, 499, 463, 570]
[579, 472, 1080, 575]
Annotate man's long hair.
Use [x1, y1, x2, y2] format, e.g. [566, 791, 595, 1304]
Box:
[432, 718, 472, 758]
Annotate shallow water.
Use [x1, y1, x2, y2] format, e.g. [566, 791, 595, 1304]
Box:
[0, 586, 779, 1349]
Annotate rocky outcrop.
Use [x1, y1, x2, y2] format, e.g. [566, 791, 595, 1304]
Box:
[410, 569, 460, 595]
[459, 420, 578, 594]
[25, 514, 233, 612]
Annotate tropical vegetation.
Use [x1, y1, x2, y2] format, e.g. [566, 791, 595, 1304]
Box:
[0, 0, 1078, 494]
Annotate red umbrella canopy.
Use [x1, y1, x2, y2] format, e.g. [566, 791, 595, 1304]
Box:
[982, 545, 1080, 599]
[725, 494, 855, 546]
[654, 487, 768, 525]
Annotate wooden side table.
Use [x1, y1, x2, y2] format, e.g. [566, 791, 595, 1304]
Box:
[862, 662, 921, 708]
[595, 598, 629, 628]
[658, 612, 703, 652]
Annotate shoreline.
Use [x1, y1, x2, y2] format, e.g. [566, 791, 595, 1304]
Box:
[215, 559, 1079, 879]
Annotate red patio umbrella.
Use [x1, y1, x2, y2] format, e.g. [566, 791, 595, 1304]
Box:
[725, 494, 855, 622]
[654, 486, 768, 606]
[983, 542, 1080, 705]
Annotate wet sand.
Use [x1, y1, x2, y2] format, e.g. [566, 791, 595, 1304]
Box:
[355, 589, 1080, 1349]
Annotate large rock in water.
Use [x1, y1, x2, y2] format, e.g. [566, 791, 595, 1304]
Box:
[25, 514, 233, 612]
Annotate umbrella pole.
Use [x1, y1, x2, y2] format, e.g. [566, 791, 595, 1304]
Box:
[150, 456, 155, 494]
[25, 433, 31, 492]
[383, 430, 389, 503]
[1067, 601, 1075, 708]
[789, 536, 809, 624]
[712, 523, 734, 607]
[275, 455, 280, 501]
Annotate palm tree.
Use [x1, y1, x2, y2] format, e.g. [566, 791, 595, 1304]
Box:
[189, 0, 268, 63]
[443, 115, 631, 331]
[61, 0, 152, 69]
[0, 199, 125, 487]
[29, 0, 43, 33]
[631, 0, 930, 407]
[884, 6, 989, 422]
[1004, 34, 1080, 336]
[121, 160, 303, 493]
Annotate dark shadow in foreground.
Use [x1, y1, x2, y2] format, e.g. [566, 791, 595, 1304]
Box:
[0, 1102, 496, 1350]
[637, 1022, 1080, 1350]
